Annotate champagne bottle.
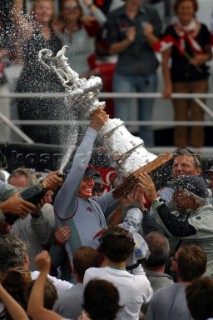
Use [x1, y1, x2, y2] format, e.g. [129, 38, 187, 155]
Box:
[5, 173, 64, 225]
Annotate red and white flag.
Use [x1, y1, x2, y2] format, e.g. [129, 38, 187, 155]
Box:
[152, 34, 176, 52]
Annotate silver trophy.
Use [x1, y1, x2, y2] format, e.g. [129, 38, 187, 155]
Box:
[39, 46, 172, 196]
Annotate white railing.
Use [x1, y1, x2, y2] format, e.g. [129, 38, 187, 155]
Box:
[0, 92, 213, 149]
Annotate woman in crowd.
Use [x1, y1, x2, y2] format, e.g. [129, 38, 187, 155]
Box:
[56, 0, 105, 78]
[12, 0, 65, 144]
[162, 0, 212, 148]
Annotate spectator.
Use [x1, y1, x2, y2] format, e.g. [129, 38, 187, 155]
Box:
[0, 170, 62, 223]
[139, 173, 213, 278]
[0, 267, 32, 319]
[105, 0, 162, 146]
[27, 250, 121, 320]
[8, 168, 36, 188]
[185, 277, 213, 320]
[11, 0, 65, 144]
[7, 167, 56, 271]
[83, 225, 153, 320]
[146, 243, 207, 320]
[142, 232, 173, 292]
[79, 279, 122, 320]
[161, 0, 212, 148]
[0, 17, 12, 144]
[0, 282, 28, 320]
[0, 233, 73, 315]
[54, 246, 100, 319]
[56, 0, 105, 79]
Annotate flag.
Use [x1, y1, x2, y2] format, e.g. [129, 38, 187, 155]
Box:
[152, 34, 176, 52]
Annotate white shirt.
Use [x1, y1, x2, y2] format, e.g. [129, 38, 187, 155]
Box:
[84, 265, 153, 320]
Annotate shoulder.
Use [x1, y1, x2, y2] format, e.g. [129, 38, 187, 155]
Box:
[108, 5, 124, 18]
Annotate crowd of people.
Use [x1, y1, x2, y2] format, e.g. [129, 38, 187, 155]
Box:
[0, 0, 212, 147]
[0, 0, 213, 319]
[0, 106, 212, 319]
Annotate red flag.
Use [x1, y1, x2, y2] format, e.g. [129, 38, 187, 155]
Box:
[152, 34, 176, 52]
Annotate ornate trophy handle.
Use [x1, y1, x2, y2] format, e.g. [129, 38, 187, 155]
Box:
[112, 153, 174, 198]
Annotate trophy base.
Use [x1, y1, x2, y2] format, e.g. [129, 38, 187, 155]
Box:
[112, 152, 173, 199]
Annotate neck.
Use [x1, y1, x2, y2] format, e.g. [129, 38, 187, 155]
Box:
[143, 264, 166, 273]
[102, 257, 126, 270]
[65, 20, 78, 30]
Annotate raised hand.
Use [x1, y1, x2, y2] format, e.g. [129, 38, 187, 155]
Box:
[90, 106, 109, 131]
[34, 250, 51, 274]
[137, 173, 158, 203]
[43, 171, 64, 191]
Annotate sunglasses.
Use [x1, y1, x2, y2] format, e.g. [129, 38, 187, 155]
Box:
[93, 184, 104, 193]
[173, 148, 201, 167]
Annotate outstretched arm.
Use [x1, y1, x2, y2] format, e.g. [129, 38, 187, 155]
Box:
[0, 284, 28, 320]
[27, 251, 62, 320]
[54, 107, 109, 219]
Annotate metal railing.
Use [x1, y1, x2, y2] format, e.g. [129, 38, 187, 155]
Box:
[0, 92, 213, 148]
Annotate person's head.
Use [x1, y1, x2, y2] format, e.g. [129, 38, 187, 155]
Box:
[8, 168, 37, 188]
[73, 246, 100, 282]
[174, 0, 198, 25]
[172, 148, 202, 179]
[174, 243, 207, 282]
[26, 278, 58, 310]
[31, 0, 55, 25]
[60, 0, 82, 23]
[1, 267, 32, 319]
[0, 234, 29, 280]
[185, 277, 213, 320]
[124, 0, 144, 6]
[83, 279, 122, 320]
[1, 268, 32, 314]
[171, 175, 208, 212]
[99, 225, 135, 263]
[79, 167, 101, 199]
[143, 232, 170, 269]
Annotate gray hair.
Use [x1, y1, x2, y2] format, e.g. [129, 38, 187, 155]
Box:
[0, 234, 28, 278]
[8, 168, 37, 187]
[144, 232, 170, 268]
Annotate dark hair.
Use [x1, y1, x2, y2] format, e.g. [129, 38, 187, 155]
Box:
[185, 277, 213, 320]
[99, 225, 135, 262]
[73, 246, 100, 282]
[1, 268, 32, 319]
[173, 148, 202, 169]
[144, 232, 170, 268]
[177, 243, 207, 282]
[173, 0, 198, 13]
[26, 278, 58, 310]
[83, 279, 122, 320]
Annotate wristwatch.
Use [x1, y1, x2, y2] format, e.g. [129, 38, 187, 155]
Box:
[151, 197, 165, 209]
